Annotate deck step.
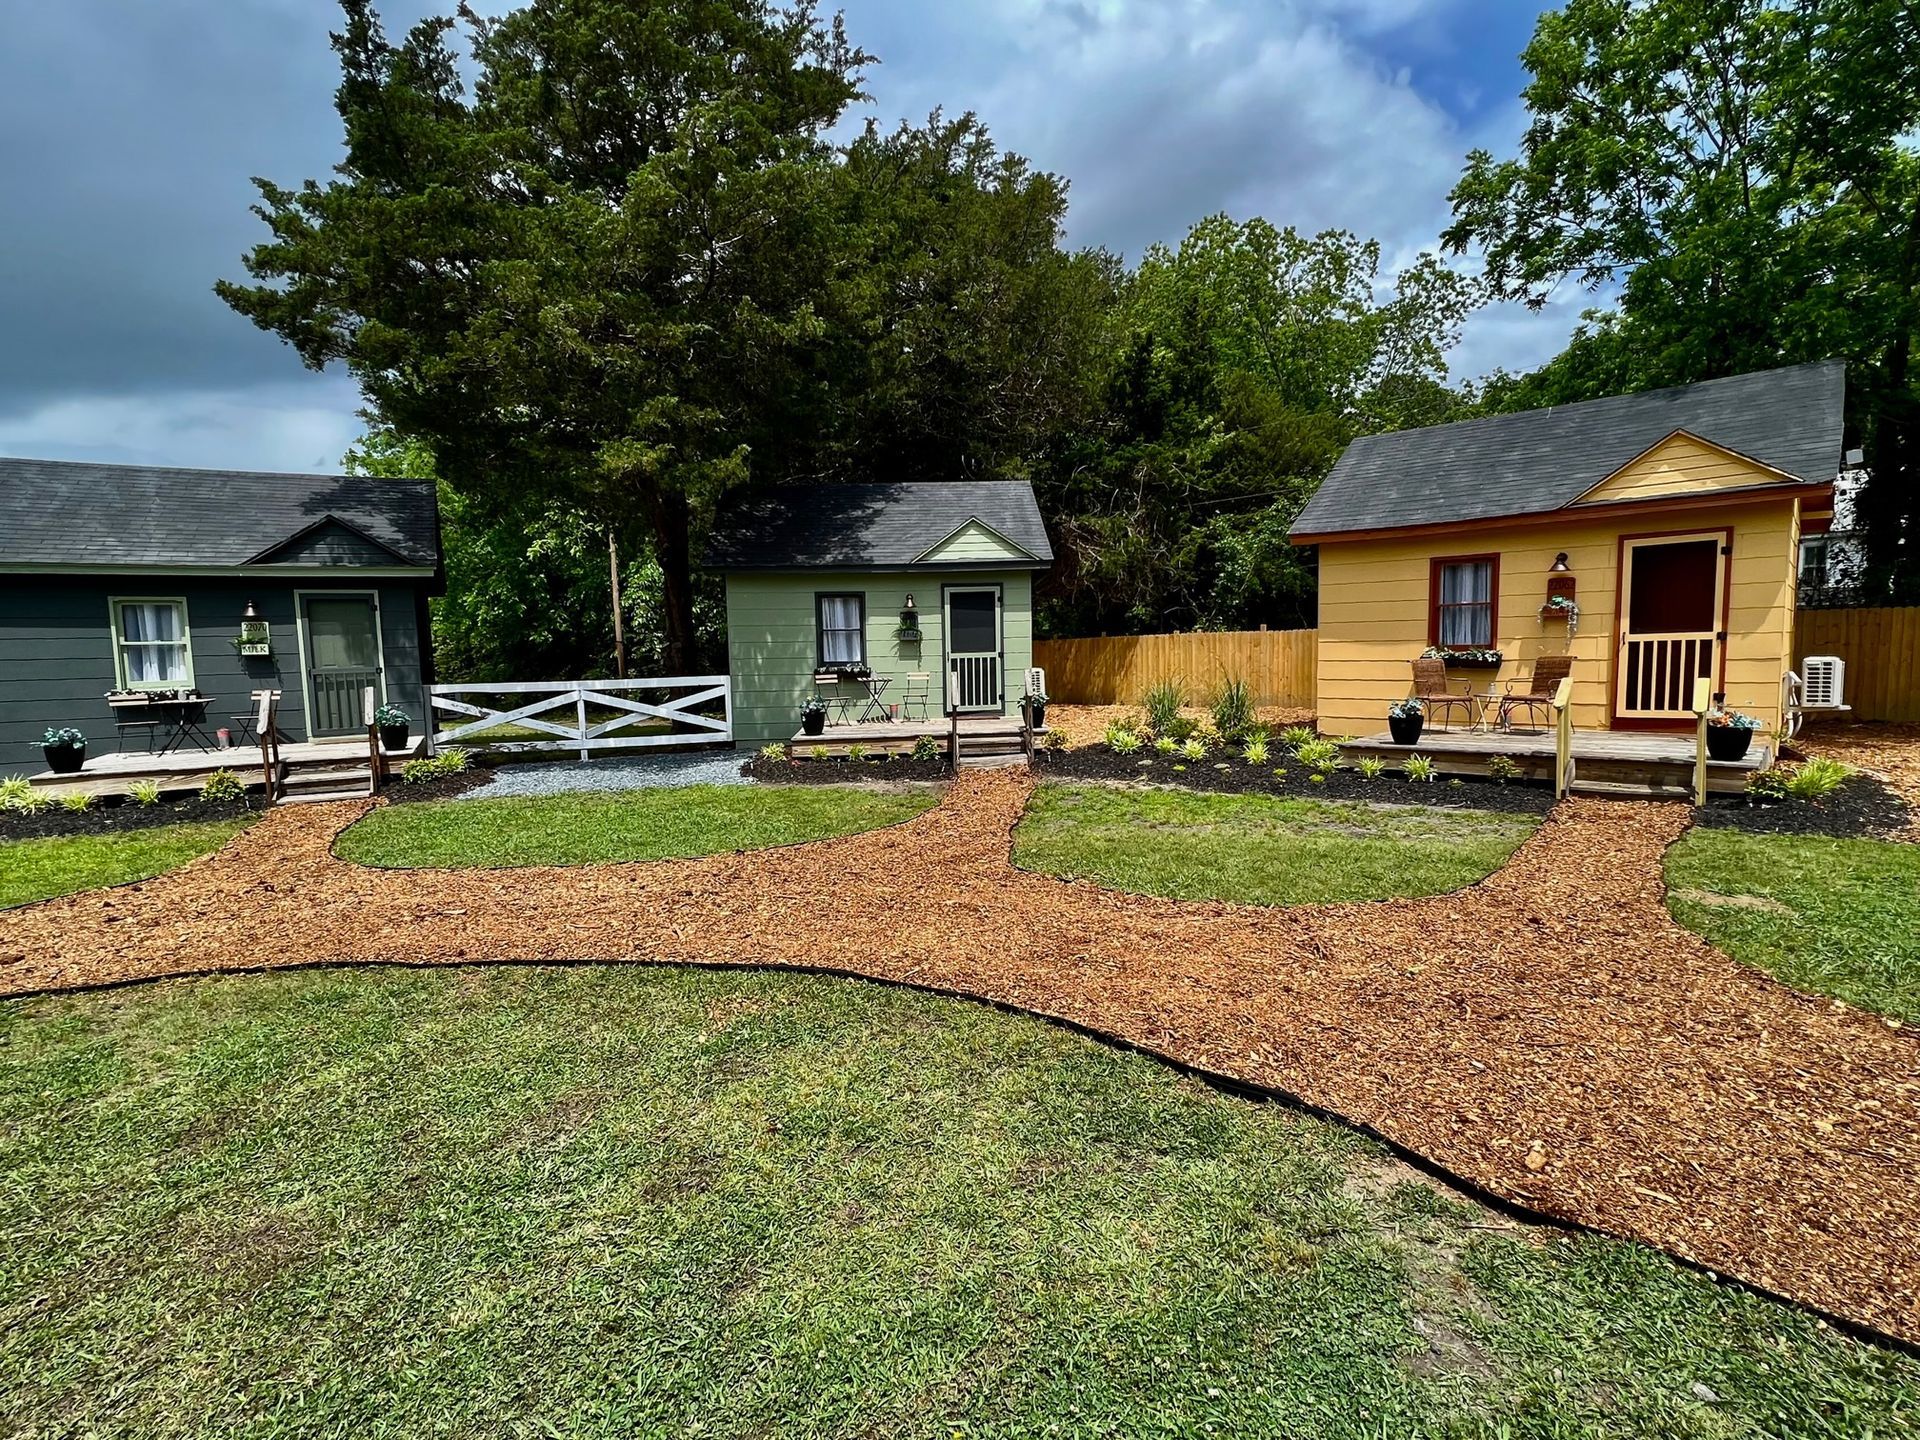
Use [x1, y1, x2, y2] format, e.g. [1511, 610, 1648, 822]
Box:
[957, 752, 1029, 770]
[283, 766, 371, 787]
[276, 787, 372, 805]
[1569, 778, 1694, 800]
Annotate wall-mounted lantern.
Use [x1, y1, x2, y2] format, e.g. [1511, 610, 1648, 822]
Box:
[1541, 554, 1579, 637]
[234, 601, 273, 657]
[899, 594, 920, 635]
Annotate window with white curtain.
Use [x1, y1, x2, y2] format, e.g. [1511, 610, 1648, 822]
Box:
[112, 598, 192, 689]
[816, 593, 866, 666]
[1432, 559, 1495, 647]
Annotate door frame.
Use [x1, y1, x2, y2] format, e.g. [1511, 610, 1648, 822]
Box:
[1609, 527, 1732, 730]
[293, 588, 388, 741]
[940, 582, 1005, 714]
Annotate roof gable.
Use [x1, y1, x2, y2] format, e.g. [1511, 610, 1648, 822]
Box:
[1571, 430, 1799, 508]
[1293, 361, 1846, 540]
[705, 482, 1052, 570]
[914, 518, 1034, 564]
[246, 515, 418, 567]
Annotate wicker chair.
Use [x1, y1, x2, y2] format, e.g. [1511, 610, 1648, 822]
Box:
[1496, 654, 1575, 733]
[1410, 658, 1477, 731]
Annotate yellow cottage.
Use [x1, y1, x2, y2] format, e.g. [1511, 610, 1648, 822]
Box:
[1292, 362, 1845, 780]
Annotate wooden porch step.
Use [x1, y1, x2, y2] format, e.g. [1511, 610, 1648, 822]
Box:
[1569, 778, 1694, 800]
[957, 752, 1029, 770]
[277, 787, 373, 805]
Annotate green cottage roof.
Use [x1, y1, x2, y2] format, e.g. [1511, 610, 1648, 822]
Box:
[705, 481, 1051, 570]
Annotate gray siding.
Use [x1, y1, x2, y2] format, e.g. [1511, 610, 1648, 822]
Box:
[0, 576, 431, 773]
[258, 521, 411, 567]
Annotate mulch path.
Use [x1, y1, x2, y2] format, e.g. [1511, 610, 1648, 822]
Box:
[3, 776, 1918, 1347]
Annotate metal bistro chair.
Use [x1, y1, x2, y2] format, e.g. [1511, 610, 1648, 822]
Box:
[1409, 658, 1476, 731]
[899, 672, 933, 721]
[1497, 654, 1575, 734]
[810, 670, 856, 725]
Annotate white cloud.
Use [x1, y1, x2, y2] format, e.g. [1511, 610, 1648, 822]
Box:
[0, 378, 365, 475]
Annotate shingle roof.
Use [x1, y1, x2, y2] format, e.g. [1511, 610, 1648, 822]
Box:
[0, 457, 439, 569]
[704, 481, 1053, 569]
[1293, 361, 1847, 539]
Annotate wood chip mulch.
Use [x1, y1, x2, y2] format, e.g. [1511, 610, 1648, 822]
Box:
[3, 775, 1918, 1347]
[1045, 703, 1316, 749]
[1796, 722, 1920, 842]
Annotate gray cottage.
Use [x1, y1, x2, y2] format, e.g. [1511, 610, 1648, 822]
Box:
[0, 457, 440, 774]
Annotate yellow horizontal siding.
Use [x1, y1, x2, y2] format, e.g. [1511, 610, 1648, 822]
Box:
[1314, 497, 1799, 737]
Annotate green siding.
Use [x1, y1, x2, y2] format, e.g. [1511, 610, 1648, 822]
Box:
[918, 520, 1032, 564]
[724, 569, 1036, 744]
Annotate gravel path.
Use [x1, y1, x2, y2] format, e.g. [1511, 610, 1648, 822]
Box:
[3, 775, 1917, 1346]
[460, 751, 753, 800]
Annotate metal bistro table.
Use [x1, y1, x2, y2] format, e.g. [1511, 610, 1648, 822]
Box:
[107, 691, 217, 754]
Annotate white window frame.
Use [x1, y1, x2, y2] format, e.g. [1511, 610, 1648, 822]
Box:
[108, 596, 194, 691]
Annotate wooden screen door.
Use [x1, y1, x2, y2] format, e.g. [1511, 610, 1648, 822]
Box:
[303, 594, 383, 737]
[944, 586, 1002, 712]
[1614, 533, 1726, 724]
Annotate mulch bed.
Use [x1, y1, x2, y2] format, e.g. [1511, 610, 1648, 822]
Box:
[744, 755, 952, 785]
[0, 796, 257, 843]
[1698, 774, 1913, 841]
[1035, 746, 1557, 815]
[3, 778, 1919, 1348]
[378, 766, 496, 806]
[1796, 723, 1920, 843]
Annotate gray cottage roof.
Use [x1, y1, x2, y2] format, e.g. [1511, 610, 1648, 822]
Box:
[705, 481, 1053, 570]
[1293, 360, 1847, 539]
[0, 457, 439, 569]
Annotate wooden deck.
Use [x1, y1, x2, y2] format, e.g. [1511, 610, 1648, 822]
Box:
[791, 715, 1034, 760]
[1340, 726, 1771, 796]
[27, 737, 424, 798]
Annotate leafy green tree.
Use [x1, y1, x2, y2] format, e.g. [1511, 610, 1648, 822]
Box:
[1446, 0, 1920, 598]
[221, 0, 870, 670]
[1038, 217, 1478, 634]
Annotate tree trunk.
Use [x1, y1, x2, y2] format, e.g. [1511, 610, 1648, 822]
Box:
[647, 487, 697, 674]
[608, 527, 627, 678]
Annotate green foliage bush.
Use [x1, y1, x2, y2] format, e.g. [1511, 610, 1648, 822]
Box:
[199, 769, 247, 804]
[1293, 738, 1340, 772]
[1782, 758, 1850, 801]
[0, 775, 33, 811]
[1105, 724, 1142, 754]
[1210, 676, 1255, 744]
[1279, 725, 1315, 751]
[1486, 755, 1523, 784]
[1179, 737, 1207, 762]
[1401, 754, 1437, 783]
[58, 791, 94, 813]
[127, 779, 164, 806]
[400, 749, 473, 786]
[1356, 756, 1386, 779]
[1240, 736, 1269, 766]
[911, 734, 943, 763]
[1141, 680, 1185, 735]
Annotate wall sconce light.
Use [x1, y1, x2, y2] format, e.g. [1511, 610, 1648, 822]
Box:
[899, 594, 920, 635]
[1549, 553, 1571, 573]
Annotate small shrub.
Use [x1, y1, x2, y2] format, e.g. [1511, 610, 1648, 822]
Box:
[1043, 728, 1069, 753]
[846, 742, 868, 762]
[1486, 755, 1522, 784]
[127, 778, 164, 805]
[401, 749, 473, 786]
[1293, 738, 1340, 771]
[59, 790, 95, 812]
[911, 734, 942, 763]
[1746, 769, 1790, 800]
[1170, 763, 1188, 773]
[1153, 736, 1177, 755]
[1108, 711, 1142, 735]
[1782, 757, 1850, 802]
[1179, 737, 1207, 762]
[1142, 679, 1186, 735]
[1210, 676, 1255, 743]
[1270, 768, 1289, 780]
[1401, 753, 1437, 783]
[0, 775, 32, 810]
[1240, 737, 1269, 766]
[399, 757, 438, 784]
[1243, 723, 1270, 744]
[1279, 725, 1315, 750]
[1356, 756, 1386, 779]
[1106, 725, 1143, 754]
[1448, 778, 1465, 789]
[1308, 773, 1326, 784]
[437, 747, 472, 774]
[1164, 714, 1201, 743]
[809, 745, 829, 760]
[199, 769, 246, 804]
[759, 742, 789, 762]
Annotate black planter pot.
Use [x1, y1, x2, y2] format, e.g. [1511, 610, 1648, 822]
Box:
[380, 723, 410, 752]
[1706, 725, 1754, 762]
[1387, 714, 1424, 745]
[43, 744, 85, 774]
[1030, 702, 1048, 729]
[801, 711, 827, 736]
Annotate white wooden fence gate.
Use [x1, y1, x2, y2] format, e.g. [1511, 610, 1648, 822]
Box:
[428, 676, 732, 761]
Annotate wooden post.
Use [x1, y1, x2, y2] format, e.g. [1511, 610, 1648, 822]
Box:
[363, 686, 383, 797]
[576, 684, 591, 764]
[948, 669, 961, 770]
[254, 689, 279, 804]
[1020, 694, 1035, 765]
[1552, 677, 1574, 799]
[609, 529, 627, 679]
[1691, 677, 1712, 806]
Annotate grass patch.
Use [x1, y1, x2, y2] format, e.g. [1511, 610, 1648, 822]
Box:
[335, 783, 936, 868]
[0, 966, 1912, 1437]
[0, 818, 251, 908]
[1667, 829, 1920, 1023]
[1013, 781, 1536, 905]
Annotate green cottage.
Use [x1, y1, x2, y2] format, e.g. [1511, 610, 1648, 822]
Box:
[705, 482, 1053, 747]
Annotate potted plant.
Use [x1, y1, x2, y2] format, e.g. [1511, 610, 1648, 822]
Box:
[42, 726, 86, 774]
[1705, 706, 1761, 761]
[374, 704, 412, 751]
[1027, 689, 1049, 729]
[1387, 697, 1424, 745]
[1422, 645, 1504, 671]
[800, 697, 828, 736]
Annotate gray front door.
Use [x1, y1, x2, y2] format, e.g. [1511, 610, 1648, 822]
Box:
[303, 595, 382, 737]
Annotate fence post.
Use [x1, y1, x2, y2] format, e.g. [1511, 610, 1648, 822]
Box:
[363, 685, 384, 797]
[576, 685, 590, 764]
[254, 689, 279, 804]
[1690, 677, 1712, 806]
[1552, 677, 1574, 799]
[948, 670, 961, 770]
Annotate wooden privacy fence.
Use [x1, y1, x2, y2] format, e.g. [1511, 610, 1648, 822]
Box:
[1795, 607, 1920, 724]
[1033, 629, 1317, 707]
[429, 676, 732, 761]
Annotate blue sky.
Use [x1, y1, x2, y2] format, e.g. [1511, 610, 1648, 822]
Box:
[0, 0, 1578, 474]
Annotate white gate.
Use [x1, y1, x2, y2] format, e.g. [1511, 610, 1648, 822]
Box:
[429, 676, 731, 762]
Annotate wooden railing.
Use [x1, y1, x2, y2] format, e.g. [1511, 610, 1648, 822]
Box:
[947, 671, 962, 768]
[1690, 677, 1713, 806]
[949, 654, 1001, 710]
[253, 688, 282, 804]
[1551, 677, 1575, 799]
[363, 686, 388, 797]
[429, 676, 731, 762]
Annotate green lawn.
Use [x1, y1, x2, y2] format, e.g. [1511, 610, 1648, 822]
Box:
[2, 969, 1914, 1438]
[1667, 829, 1920, 1023]
[1013, 782, 1537, 905]
[336, 783, 936, 868]
[0, 818, 252, 909]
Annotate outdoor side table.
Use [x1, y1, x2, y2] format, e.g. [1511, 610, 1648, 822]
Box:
[857, 674, 892, 723]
